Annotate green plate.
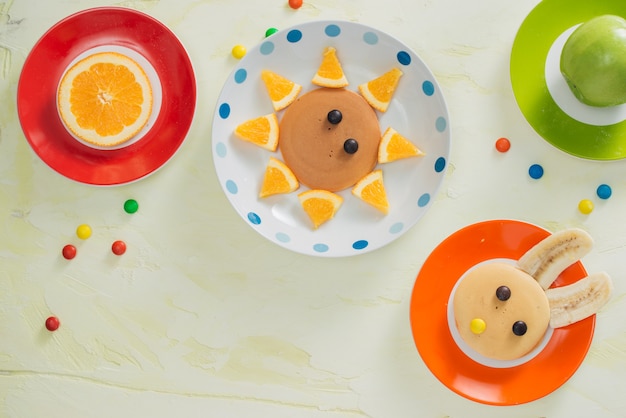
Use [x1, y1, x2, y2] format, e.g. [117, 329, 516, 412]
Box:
[510, 0, 626, 160]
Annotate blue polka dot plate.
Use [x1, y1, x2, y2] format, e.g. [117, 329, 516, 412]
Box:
[212, 20, 450, 257]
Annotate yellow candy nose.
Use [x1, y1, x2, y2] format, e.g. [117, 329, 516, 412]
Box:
[470, 318, 486, 334]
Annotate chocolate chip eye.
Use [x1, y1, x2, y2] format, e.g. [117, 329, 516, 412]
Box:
[496, 285, 511, 301]
[343, 138, 358, 154]
[327, 109, 342, 124]
[512, 321, 527, 336]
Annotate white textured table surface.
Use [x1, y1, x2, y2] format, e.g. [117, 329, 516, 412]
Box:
[2, 0, 626, 416]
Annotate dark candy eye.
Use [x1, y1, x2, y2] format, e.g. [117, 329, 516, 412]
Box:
[512, 321, 527, 336]
[496, 285, 511, 301]
[343, 138, 358, 154]
[327, 109, 342, 124]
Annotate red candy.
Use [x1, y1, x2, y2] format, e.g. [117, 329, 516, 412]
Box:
[45, 316, 60, 331]
[288, 0, 303, 9]
[111, 240, 127, 255]
[62, 244, 77, 260]
[495, 137, 511, 152]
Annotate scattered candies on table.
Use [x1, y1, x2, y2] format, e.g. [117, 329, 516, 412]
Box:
[265, 27, 278, 37]
[62, 244, 77, 260]
[111, 240, 127, 256]
[231, 44, 246, 59]
[495, 137, 511, 153]
[45, 316, 60, 331]
[528, 163, 544, 180]
[76, 224, 92, 239]
[596, 184, 612, 200]
[288, 0, 303, 9]
[578, 199, 594, 214]
[124, 198, 139, 214]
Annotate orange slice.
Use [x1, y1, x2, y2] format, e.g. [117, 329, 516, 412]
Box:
[234, 113, 279, 151]
[378, 127, 425, 163]
[358, 67, 403, 112]
[57, 51, 153, 147]
[298, 189, 343, 229]
[352, 169, 389, 214]
[312, 46, 349, 88]
[259, 157, 300, 197]
[261, 70, 302, 111]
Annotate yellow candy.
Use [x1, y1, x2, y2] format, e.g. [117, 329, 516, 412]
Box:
[76, 224, 92, 240]
[470, 318, 486, 334]
[231, 44, 246, 59]
[578, 199, 594, 214]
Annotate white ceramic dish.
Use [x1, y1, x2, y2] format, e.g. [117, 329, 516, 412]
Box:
[212, 20, 450, 257]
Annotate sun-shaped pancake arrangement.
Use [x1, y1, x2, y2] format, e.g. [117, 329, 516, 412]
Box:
[233, 46, 425, 229]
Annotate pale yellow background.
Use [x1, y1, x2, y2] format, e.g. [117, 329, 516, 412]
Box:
[1, 0, 625, 417]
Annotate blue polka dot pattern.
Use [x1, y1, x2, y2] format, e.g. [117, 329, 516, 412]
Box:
[352, 240, 368, 250]
[434, 157, 446, 173]
[363, 32, 378, 45]
[325, 24, 341, 37]
[389, 223, 404, 234]
[436, 117, 447, 132]
[248, 212, 261, 225]
[313, 243, 329, 253]
[215, 142, 227, 158]
[287, 30, 302, 43]
[226, 180, 238, 194]
[422, 80, 434, 96]
[276, 232, 291, 243]
[219, 103, 230, 119]
[234, 69, 247, 84]
[260, 42, 274, 55]
[397, 51, 411, 65]
[418, 193, 430, 207]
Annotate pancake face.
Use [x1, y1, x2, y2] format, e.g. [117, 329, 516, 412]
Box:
[279, 88, 381, 192]
[452, 262, 551, 361]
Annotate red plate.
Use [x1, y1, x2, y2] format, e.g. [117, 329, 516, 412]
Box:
[410, 220, 594, 405]
[17, 7, 196, 185]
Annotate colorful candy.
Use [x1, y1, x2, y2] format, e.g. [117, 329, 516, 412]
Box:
[111, 240, 127, 256]
[45, 316, 60, 331]
[496, 285, 511, 301]
[512, 320, 527, 336]
[578, 199, 594, 214]
[231, 44, 246, 59]
[62, 244, 77, 260]
[288, 0, 303, 9]
[495, 137, 511, 153]
[470, 318, 486, 334]
[596, 184, 612, 200]
[76, 224, 92, 240]
[528, 163, 544, 179]
[265, 27, 278, 37]
[123, 199, 139, 214]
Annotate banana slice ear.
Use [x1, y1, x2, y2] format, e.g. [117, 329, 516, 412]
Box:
[546, 272, 613, 328]
[517, 228, 594, 289]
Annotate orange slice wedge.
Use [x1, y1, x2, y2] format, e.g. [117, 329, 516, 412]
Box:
[57, 51, 153, 147]
[378, 127, 425, 163]
[312, 46, 349, 88]
[298, 189, 343, 229]
[358, 67, 403, 112]
[352, 169, 389, 214]
[261, 70, 302, 111]
[234, 113, 279, 151]
[259, 157, 300, 197]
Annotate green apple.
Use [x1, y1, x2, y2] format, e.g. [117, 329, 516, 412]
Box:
[560, 14, 626, 107]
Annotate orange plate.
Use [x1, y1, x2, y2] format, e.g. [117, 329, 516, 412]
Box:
[410, 220, 594, 405]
